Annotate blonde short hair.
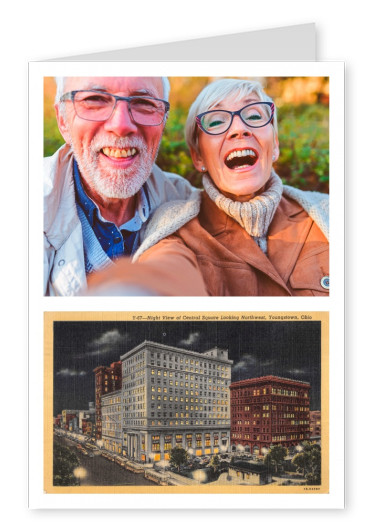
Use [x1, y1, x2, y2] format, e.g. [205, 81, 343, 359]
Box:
[185, 78, 278, 154]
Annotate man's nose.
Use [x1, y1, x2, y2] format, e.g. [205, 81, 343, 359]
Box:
[103, 100, 138, 136]
[226, 115, 252, 139]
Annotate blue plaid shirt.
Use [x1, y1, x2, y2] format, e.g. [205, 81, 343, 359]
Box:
[73, 160, 150, 259]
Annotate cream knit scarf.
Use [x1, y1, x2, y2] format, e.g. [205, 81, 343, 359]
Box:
[202, 170, 283, 253]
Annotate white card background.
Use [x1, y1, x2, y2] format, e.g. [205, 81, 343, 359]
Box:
[29, 60, 344, 510]
[4, 0, 373, 525]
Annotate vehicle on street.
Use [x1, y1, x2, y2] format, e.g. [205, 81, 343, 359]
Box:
[115, 456, 126, 467]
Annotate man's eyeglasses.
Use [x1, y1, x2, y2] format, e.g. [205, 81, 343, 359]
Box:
[195, 102, 275, 135]
[60, 90, 170, 126]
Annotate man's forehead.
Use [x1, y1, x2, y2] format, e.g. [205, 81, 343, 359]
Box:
[64, 76, 164, 97]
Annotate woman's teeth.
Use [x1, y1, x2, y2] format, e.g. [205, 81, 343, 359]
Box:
[225, 149, 258, 169]
[102, 147, 137, 158]
[226, 149, 257, 161]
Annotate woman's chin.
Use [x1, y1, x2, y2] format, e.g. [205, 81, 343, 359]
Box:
[217, 175, 268, 200]
[212, 164, 268, 192]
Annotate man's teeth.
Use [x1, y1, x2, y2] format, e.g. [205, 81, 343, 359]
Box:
[226, 149, 256, 162]
[102, 147, 137, 158]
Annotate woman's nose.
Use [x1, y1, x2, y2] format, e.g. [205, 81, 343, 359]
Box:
[226, 114, 252, 139]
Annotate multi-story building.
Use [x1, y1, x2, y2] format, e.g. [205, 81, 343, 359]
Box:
[309, 410, 321, 440]
[101, 389, 122, 453]
[120, 341, 233, 462]
[61, 409, 78, 431]
[68, 416, 78, 432]
[230, 376, 311, 455]
[81, 418, 94, 436]
[78, 402, 96, 432]
[93, 362, 122, 439]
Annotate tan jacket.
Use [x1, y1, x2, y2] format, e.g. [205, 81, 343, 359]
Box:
[88, 190, 329, 296]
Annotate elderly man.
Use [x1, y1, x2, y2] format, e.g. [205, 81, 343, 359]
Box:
[44, 76, 196, 295]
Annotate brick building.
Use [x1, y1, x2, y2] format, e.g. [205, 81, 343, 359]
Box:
[61, 409, 78, 431]
[230, 376, 311, 455]
[93, 361, 122, 439]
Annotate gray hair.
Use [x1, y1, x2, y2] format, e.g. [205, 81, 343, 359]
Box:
[54, 76, 170, 104]
[185, 78, 278, 154]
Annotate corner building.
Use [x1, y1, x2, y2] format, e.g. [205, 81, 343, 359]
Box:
[230, 376, 311, 455]
[120, 341, 233, 462]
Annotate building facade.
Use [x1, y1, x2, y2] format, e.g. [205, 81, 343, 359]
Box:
[120, 341, 233, 462]
[93, 361, 122, 439]
[78, 402, 96, 431]
[230, 376, 311, 455]
[309, 410, 321, 440]
[61, 409, 78, 431]
[101, 389, 123, 454]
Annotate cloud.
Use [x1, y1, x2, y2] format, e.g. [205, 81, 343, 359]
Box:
[232, 354, 258, 377]
[88, 329, 125, 351]
[260, 359, 274, 367]
[288, 368, 307, 376]
[56, 368, 87, 377]
[89, 330, 123, 348]
[179, 332, 201, 347]
[76, 329, 129, 358]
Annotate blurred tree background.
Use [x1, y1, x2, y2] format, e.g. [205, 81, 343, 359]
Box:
[44, 76, 329, 193]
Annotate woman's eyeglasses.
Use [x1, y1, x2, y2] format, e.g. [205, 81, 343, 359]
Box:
[196, 102, 274, 135]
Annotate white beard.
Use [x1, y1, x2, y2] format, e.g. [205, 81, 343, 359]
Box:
[70, 133, 160, 199]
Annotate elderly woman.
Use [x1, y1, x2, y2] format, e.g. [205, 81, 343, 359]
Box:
[88, 78, 329, 296]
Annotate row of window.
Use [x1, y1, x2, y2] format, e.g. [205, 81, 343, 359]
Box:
[150, 352, 230, 372]
[150, 419, 229, 427]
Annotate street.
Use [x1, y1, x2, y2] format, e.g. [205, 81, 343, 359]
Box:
[54, 436, 155, 487]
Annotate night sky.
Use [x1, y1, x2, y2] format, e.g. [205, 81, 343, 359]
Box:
[53, 320, 321, 416]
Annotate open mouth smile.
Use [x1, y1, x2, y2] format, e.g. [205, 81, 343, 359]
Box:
[224, 148, 259, 170]
[101, 147, 138, 159]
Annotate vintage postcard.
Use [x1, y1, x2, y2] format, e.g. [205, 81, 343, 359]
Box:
[43, 311, 331, 506]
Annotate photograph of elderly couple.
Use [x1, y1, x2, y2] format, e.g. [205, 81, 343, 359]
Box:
[44, 76, 329, 297]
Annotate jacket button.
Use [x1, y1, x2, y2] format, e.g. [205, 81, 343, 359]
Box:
[58, 259, 65, 266]
[114, 237, 122, 244]
[320, 276, 329, 289]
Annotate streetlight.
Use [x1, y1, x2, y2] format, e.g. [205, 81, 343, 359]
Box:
[148, 452, 156, 467]
[192, 469, 206, 485]
[158, 459, 169, 482]
[73, 466, 87, 486]
[237, 444, 244, 457]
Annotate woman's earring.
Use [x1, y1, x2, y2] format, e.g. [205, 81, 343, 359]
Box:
[201, 166, 206, 172]
[272, 155, 276, 161]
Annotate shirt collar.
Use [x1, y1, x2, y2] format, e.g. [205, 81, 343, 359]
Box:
[73, 158, 150, 230]
[73, 159, 97, 226]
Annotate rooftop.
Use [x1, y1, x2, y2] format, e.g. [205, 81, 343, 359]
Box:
[230, 375, 310, 388]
